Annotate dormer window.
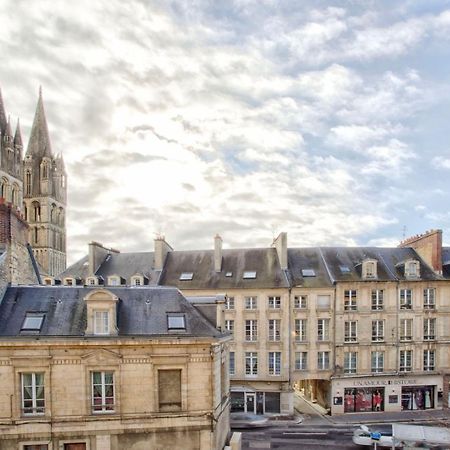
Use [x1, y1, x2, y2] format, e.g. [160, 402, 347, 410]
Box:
[94, 311, 109, 335]
[405, 260, 420, 279]
[43, 277, 54, 285]
[362, 259, 377, 279]
[86, 277, 98, 286]
[84, 289, 119, 336]
[64, 277, 75, 286]
[108, 276, 121, 286]
[131, 275, 144, 286]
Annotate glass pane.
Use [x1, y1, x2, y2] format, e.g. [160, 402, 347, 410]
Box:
[22, 373, 32, 386]
[104, 372, 113, 384]
[92, 372, 101, 384]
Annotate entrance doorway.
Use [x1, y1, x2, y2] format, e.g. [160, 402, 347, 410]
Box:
[245, 392, 256, 413]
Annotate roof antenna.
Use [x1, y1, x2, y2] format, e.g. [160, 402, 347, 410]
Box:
[402, 225, 407, 240]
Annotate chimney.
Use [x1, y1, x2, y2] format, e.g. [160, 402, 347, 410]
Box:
[398, 229, 443, 274]
[272, 232, 288, 270]
[88, 242, 119, 276]
[154, 235, 173, 271]
[214, 234, 223, 273]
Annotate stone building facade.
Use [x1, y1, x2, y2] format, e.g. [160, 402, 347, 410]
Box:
[0, 87, 66, 276]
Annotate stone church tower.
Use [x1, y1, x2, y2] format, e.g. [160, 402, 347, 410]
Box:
[0, 87, 67, 276]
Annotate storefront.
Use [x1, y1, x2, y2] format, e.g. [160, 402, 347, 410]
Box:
[331, 375, 443, 415]
[231, 387, 281, 414]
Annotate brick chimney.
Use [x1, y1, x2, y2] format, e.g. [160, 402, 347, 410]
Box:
[398, 229, 442, 274]
[154, 235, 173, 271]
[214, 234, 223, 273]
[272, 232, 288, 270]
[88, 242, 119, 276]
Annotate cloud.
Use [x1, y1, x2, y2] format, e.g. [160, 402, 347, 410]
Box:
[431, 156, 450, 170]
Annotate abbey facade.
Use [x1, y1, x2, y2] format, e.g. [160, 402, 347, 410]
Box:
[0, 88, 66, 276]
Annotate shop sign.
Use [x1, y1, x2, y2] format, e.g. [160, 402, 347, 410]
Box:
[351, 379, 417, 387]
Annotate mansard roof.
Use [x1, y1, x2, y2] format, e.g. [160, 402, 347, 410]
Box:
[159, 248, 289, 290]
[441, 247, 450, 279]
[26, 89, 53, 158]
[0, 286, 222, 338]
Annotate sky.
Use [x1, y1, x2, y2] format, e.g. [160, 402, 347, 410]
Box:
[1, 0, 450, 264]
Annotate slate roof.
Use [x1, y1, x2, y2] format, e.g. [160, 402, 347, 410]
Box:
[442, 247, 450, 279]
[57, 255, 89, 280]
[0, 286, 222, 338]
[287, 248, 333, 288]
[159, 248, 289, 290]
[320, 247, 441, 282]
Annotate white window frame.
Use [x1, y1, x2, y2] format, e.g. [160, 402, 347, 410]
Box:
[245, 352, 258, 376]
[317, 318, 329, 341]
[268, 296, 281, 309]
[86, 277, 98, 286]
[245, 319, 258, 341]
[244, 296, 257, 310]
[229, 352, 235, 375]
[371, 289, 384, 310]
[268, 319, 281, 342]
[423, 288, 435, 309]
[225, 297, 235, 310]
[317, 351, 330, 370]
[400, 318, 412, 341]
[399, 350, 412, 372]
[225, 319, 234, 335]
[21, 372, 45, 416]
[91, 371, 115, 413]
[344, 290, 357, 311]
[371, 351, 384, 373]
[423, 318, 436, 340]
[294, 295, 307, 309]
[405, 260, 419, 278]
[295, 352, 307, 371]
[371, 320, 384, 342]
[344, 321, 357, 343]
[93, 310, 109, 335]
[344, 351, 357, 374]
[423, 349, 435, 371]
[294, 318, 307, 342]
[400, 289, 412, 309]
[268, 352, 281, 375]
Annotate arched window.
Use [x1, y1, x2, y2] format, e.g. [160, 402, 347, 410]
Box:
[0, 178, 8, 200]
[42, 162, 48, 180]
[23, 203, 27, 221]
[34, 227, 38, 244]
[51, 204, 57, 223]
[59, 207, 64, 226]
[25, 171, 32, 195]
[32, 201, 41, 222]
[11, 184, 18, 206]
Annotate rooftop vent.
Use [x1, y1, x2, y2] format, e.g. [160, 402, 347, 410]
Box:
[339, 265, 351, 273]
[301, 269, 316, 277]
[179, 272, 194, 281]
[243, 271, 257, 279]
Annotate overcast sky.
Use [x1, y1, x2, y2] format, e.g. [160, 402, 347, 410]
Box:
[1, 0, 450, 264]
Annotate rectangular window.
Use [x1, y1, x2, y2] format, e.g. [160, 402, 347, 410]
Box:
[268, 352, 281, 375]
[268, 319, 281, 341]
[243, 271, 257, 279]
[400, 319, 413, 341]
[295, 352, 307, 370]
[91, 371, 114, 413]
[400, 289, 412, 309]
[24, 445, 48, 450]
[245, 296, 257, 309]
[167, 315, 186, 330]
[344, 290, 357, 311]
[317, 351, 330, 370]
[344, 352, 357, 374]
[245, 352, 258, 375]
[371, 351, 384, 373]
[22, 373, 45, 415]
[423, 288, 435, 309]
[268, 296, 281, 309]
[423, 350, 435, 371]
[229, 352, 235, 375]
[344, 321, 357, 342]
[94, 310, 109, 335]
[372, 320, 384, 342]
[179, 272, 193, 281]
[294, 319, 307, 342]
[245, 319, 258, 341]
[22, 312, 45, 331]
[294, 295, 307, 309]
[317, 295, 331, 309]
[225, 319, 234, 335]
[371, 290, 384, 310]
[423, 318, 436, 340]
[317, 318, 329, 341]
[158, 369, 182, 411]
[225, 297, 235, 310]
[132, 277, 142, 286]
[399, 350, 412, 372]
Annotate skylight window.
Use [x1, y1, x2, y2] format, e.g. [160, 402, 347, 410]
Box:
[225, 272, 233, 277]
[339, 265, 351, 273]
[22, 313, 45, 331]
[167, 315, 186, 330]
[243, 271, 257, 279]
[179, 272, 193, 281]
[301, 269, 316, 277]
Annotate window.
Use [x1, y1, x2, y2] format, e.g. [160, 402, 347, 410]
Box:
[268, 319, 281, 341]
[371, 290, 384, 310]
[108, 276, 120, 286]
[344, 290, 357, 311]
[424, 288, 435, 309]
[423, 318, 436, 340]
[268, 352, 281, 375]
[25, 171, 32, 195]
[179, 272, 193, 281]
[245, 352, 258, 375]
[344, 352, 357, 374]
[371, 351, 384, 373]
[317, 319, 329, 341]
[400, 319, 412, 341]
[63, 444, 87, 450]
[405, 260, 419, 278]
[294, 295, 307, 309]
[363, 261, 377, 279]
[268, 296, 281, 309]
[344, 321, 357, 342]
[131, 276, 142, 286]
[21, 373, 45, 415]
[399, 350, 412, 372]
[24, 445, 48, 450]
[424, 350, 435, 371]
[167, 315, 186, 330]
[294, 319, 307, 342]
[372, 320, 384, 342]
[94, 311, 109, 335]
[225, 272, 233, 277]
[245, 320, 258, 341]
[229, 352, 235, 375]
[225, 319, 234, 335]
[317, 351, 330, 370]
[86, 277, 97, 286]
[64, 278, 74, 286]
[22, 313, 45, 331]
[295, 352, 307, 371]
[245, 296, 257, 309]
[158, 369, 182, 411]
[301, 269, 315, 277]
[243, 271, 257, 279]
[92, 371, 114, 413]
[225, 297, 234, 310]
[400, 289, 412, 309]
[317, 295, 331, 309]
[339, 265, 351, 274]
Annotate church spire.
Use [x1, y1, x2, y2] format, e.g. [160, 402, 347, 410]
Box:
[0, 87, 7, 135]
[26, 87, 52, 157]
[14, 119, 23, 147]
[5, 115, 12, 140]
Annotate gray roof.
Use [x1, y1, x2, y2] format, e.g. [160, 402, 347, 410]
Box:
[320, 247, 441, 282]
[0, 286, 222, 338]
[159, 248, 289, 290]
[442, 247, 450, 279]
[57, 255, 89, 280]
[287, 248, 333, 288]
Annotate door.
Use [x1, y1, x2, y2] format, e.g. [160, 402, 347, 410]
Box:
[245, 392, 256, 413]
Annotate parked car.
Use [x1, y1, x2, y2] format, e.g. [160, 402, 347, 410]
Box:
[230, 412, 270, 429]
[352, 424, 402, 447]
